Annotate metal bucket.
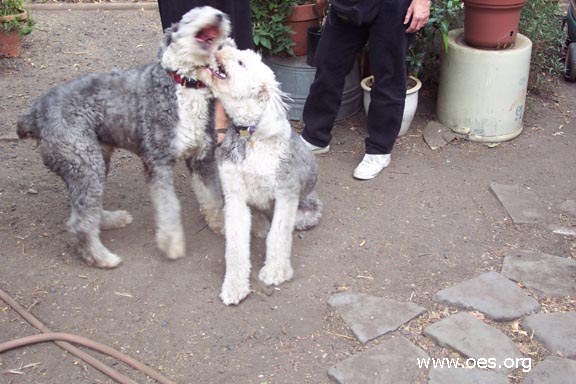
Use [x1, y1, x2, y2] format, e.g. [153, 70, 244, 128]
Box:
[264, 55, 362, 121]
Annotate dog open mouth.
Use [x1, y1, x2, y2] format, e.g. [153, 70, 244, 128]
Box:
[209, 58, 228, 80]
[196, 24, 220, 50]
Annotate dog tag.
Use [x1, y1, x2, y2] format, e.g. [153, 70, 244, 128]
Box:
[239, 129, 250, 137]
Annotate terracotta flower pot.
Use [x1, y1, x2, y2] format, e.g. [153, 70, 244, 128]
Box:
[0, 9, 27, 58]
[463, 0, 526, 49]
[284, 3, 319, 56]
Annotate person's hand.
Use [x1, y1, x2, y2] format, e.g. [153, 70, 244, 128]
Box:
[404, 0, 431, 33]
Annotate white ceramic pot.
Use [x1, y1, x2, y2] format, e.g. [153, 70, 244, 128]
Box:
[360, 75, 422, 136]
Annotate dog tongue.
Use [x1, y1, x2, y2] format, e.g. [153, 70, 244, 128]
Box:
[197, 25, 219, 42]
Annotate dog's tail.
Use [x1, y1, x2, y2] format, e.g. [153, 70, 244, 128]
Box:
[16, 111, 40, 140]
[295, 191, 323, 231]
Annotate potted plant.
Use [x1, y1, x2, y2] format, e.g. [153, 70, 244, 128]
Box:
[251, 0, 296, 56]
[1, 0, 35, 57]
[462, 0, 526, 49]
[251, 0, 362, 121]
[251, 0, 328, 58]
[285, 0, 326, 56]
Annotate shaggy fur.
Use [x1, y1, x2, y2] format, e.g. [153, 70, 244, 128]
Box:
[197, 46, 323, 305]
[16, 7, 229, 268]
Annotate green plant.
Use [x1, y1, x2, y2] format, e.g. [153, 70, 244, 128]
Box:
[406, 0, 464, 79]
[407, 0, 564, 95]
[0, 0, 35, 35]
[250, 0, 295, 56]
[519, 0, 565, 95]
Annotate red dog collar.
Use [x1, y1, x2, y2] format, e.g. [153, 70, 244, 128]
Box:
[166, 70, 206, 89]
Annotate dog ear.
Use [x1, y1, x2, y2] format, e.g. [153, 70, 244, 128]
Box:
[161, 23, 179, 50]
[221, 37, 237, 49]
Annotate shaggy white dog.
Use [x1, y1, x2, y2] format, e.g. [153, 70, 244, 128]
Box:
[198, 46, 323, 305]
[16, 7, 228, 268]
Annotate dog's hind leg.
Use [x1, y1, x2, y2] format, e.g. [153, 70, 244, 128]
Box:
[258, 195, 298, 286]
[220, 194, 252, 305]
[295, 191, 323, 231]
[187, 156, 224, 234]
[148, 164, 185, 260]
[97, 144, 134, 230]
[48, 146, 122, 268]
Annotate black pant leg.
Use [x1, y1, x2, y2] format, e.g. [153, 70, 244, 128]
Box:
[364, 0, 413, 154]
[301, 9, 369, 148]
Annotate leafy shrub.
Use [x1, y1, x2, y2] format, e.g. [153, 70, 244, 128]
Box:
[0, 0, 35, 35]
[407, 0, 464, 82]
[519, 0, 566, 94]
[250, 0, 295, 56]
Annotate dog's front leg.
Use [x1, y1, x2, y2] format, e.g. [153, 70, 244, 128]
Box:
[220, 194, 252, 305]
[258, 195, 298, 286]
[148, 165, 185, 260]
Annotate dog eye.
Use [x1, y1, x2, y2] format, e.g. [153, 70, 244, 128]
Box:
[238, 60, 245, 67]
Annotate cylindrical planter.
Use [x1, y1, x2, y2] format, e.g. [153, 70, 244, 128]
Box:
[437, 29, 532, 142]
[463, 0, 526, 49]
[0, 29, 22, 58]
[264, 55, 362, 121]
[360, 76, 422, 137]
[0, 10, 27, 58]
[284, 3, 319, 56]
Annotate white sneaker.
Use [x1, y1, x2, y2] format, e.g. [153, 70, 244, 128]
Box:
[300, 135, 330, 154]
[353, 154, 391, 180]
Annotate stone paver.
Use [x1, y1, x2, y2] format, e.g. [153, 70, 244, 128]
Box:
[423, 312, 522, 374]
[501, 250, 576, 298]
[523, 356, 576, 384]
[522, 312, 576, 358]
[327, 336, 429, 384]
[550, 226, 576, 237]
[490, 183, 546, 224]
[432, 271, 540, 321]
[328, 292, 426, 344]
[557, 199, 576, 218]
[423, 121, 456, 150]
[428, 367, 509, 384]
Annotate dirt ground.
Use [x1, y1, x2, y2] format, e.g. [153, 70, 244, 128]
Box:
[1, 4, 576, 384]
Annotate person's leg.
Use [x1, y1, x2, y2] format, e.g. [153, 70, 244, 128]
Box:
[301, 9, 369, 149]
[158, 0, 193, 31]
[364, 0, 414, 155]
[227, 0, 254, 50]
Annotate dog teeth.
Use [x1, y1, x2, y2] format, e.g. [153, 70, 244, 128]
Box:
[209, 63, 227, 80]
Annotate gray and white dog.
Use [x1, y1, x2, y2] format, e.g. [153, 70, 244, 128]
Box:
[16, 7, 228, 268]
[197, 46, 323, 305]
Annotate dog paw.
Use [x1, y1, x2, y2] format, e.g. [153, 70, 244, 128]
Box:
[258, 263, 294, 286]
[95, 253, 123, 269]
[157, 229, 185, 260]
[205, 211, 224, 235]
[220, 279, 251, 306]
[85, 248, 123, 269]
[101, 210, 133, 230]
